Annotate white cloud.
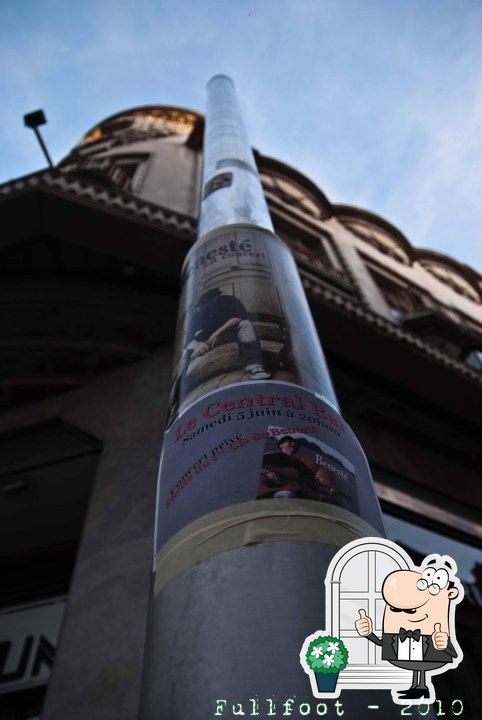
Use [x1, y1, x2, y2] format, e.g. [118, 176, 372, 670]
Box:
[379, 37, 482, 269]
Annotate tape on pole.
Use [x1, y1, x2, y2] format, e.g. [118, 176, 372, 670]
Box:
[154, 499, 381, 595]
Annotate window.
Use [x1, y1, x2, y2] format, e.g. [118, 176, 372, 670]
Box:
[64, 154, 150, 194]
[0, 421, 101, 719]
[280, 231, 349, 292]
[383, 512, 481, 600]
[465, 349, 482, 373]
[368, 268, 430, 320]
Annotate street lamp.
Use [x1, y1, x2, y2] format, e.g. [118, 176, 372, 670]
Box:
[23, 109, 54, 168]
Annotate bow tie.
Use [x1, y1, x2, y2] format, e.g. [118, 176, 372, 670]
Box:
[399, 628, 421, 642]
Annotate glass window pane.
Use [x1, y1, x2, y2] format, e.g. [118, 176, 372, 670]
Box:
[344, 637, 371, 664]
[384, 513, 481, 585]
[340, 599, 367, 631]
[375, 551, 403, 590]
[375, 599, 385, 632]
[339, 552, 368, 591]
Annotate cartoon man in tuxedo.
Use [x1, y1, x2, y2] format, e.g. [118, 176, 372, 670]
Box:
[355, 555, 463, 704]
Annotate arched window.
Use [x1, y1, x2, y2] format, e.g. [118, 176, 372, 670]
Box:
[326, 540, 413, 689]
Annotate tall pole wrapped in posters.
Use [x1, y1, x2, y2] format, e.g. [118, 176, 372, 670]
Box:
[140, 76, 386, 718]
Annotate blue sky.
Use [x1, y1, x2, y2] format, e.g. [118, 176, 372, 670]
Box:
[1, 0, 481, 271]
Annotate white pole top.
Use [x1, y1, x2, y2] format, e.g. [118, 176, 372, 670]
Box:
[198, 74, 274, 239]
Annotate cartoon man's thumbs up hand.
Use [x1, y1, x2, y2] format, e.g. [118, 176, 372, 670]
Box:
[355, 608, 373, 637]
[432, 623, 449, 650]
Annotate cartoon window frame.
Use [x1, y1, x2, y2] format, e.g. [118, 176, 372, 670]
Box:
[326, 539, 413, 688]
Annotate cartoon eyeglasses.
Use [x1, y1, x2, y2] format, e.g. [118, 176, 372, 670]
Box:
[416, 567, 450, 595]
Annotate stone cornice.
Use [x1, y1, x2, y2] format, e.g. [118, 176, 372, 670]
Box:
[301, 272, 482, 387]
[1, 168, 480, 389]
[0, 169, 197, 239]
[256, 152, 333, 220]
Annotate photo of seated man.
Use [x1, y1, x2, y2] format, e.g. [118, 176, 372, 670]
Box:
[166, 287, 274, 424]
[257, 435, 337, 501]
[186, 288, 271, 380]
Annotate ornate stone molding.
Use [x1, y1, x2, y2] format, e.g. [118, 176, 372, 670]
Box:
[301, 272, 482, 385]
[0, 169, 197, 238]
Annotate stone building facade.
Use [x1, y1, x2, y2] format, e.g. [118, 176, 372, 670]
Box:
[0, 106, 480, 719]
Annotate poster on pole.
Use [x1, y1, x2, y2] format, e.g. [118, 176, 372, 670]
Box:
[167, 229, 338, 426]
[156, 380, 382, 552]
[155, 228, 381, 554]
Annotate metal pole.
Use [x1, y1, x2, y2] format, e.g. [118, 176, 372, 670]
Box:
[140, 76, 390, 719]
[198, 74, 274, 238]
[33, 126, 54, 168]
